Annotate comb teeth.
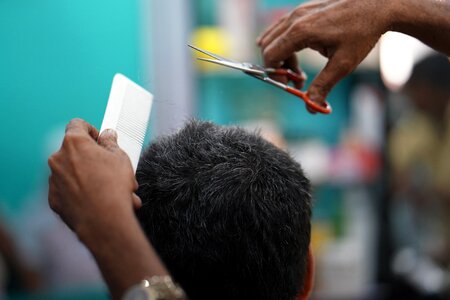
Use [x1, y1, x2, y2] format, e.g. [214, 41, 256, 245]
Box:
[100, 74, 153, 173]
[117, 102, 147, 146]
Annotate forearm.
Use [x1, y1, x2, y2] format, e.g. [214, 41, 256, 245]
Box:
[390, 0, 450, 55]
[78, 209, 169, 300]
[0, 224, 25, 272]
[0, 224, 41, 290]
[48, 120, 175, 300]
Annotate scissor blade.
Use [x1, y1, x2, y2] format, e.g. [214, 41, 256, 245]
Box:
[197, 58, 266, 76]
[188, 44, 235, 63]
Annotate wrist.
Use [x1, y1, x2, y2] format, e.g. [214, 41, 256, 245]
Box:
[388, 0, 433, 34]
[123, 276, 186, 300]
[378, 0, 405, 33]
[76, 200, 136, 249]
[77, 206, 170, 300]
[388, 0, 410, 32]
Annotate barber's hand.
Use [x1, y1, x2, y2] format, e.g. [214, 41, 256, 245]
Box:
[257, 0, 390, 110]
[48, 118, 141, 240]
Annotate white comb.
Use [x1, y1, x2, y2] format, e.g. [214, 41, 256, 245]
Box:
[100, 73, 153, 173]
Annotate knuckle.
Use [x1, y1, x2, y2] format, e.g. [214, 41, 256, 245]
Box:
[48, 154, 57, 169]
[287, 22, 308, 48]
[277, 14, 288, 24]
[262, 47, 272, 61]
[263, 50, 278, 67]
[338, 59, 353, 73]
[291, 20, 311, 40]
[65, 118, 80, 132]
[62, 134, 73, 147]
[291, 7, 306, 18]
[48, 196, 60, 213]
[292, 19, 304, 31]
[278, 34, 293, 49]
[69, 118, 83, 127]
[62, 132, 84, 147]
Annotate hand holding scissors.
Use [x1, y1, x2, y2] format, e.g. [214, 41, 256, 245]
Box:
[189, 44, 332, 114]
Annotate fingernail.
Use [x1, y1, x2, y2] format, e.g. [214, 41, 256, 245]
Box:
[104, 129, 117, 139]
[301, 71, 308, 81]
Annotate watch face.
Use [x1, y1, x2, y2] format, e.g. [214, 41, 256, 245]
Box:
[123, 286, 153, 300]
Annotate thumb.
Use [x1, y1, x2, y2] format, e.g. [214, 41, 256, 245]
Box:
[308, 51, 354, 106]
[98, 129, 120, 151]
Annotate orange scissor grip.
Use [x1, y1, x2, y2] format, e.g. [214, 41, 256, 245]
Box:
[189, 44, 333, 115]
[285, 86, 332, 114]
[265, 68, 305, 82]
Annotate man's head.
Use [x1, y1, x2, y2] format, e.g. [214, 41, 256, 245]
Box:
[136, 120, 313, 300]
[405, 53, 450, 118]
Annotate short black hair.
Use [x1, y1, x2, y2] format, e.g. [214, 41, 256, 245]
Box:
[407, 53, 450, 90]
[136, 120, 312, 300]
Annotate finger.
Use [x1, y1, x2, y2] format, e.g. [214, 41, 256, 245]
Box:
[257, 16, 284, 45]
[65, 118, 99, 141]
[132, 193, 142, 210]
[306, 104, 317, 114]
[47, 153, 58, 172]
[271, 74, 288, 85]
[133, 179, 139, 192]
[263, 24, 307, 68]
[307, 50, 355, 105]
[266, 55, 300, 86]
[97, 129, 119, 152]
[284, 54, 300, 73]
[283, 55, 307, 89]
[260, 18, 291, 51]
[257, 15, 288, 46]
[47, 152, 66, 176]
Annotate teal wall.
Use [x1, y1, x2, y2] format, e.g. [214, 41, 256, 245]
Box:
[0, 1, 147, 213]
[198, 71, 350, 144]
[260, 0, 307, 10]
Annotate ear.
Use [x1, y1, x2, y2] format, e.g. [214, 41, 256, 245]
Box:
[297, 246, 315, 300]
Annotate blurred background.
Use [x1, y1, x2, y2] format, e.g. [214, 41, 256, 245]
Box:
[0, 0, 449, 299]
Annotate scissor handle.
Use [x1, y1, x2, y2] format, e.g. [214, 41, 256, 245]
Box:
[285, 86, 332, 114]
[265, 68, 305, 83]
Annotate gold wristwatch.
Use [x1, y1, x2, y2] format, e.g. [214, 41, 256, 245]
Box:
[123, 276, 186, 300]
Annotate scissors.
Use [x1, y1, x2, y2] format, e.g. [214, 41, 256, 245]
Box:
[188, 44, 332, 114]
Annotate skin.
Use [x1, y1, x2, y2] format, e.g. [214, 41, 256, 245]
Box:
[0, 221, 42, 292]
[298, 248, 315, 300]
[47, 1, 450, 296]
[48, 119, 169, 300]
[257, 0, 450, 112]
[48, 118, 315, 299]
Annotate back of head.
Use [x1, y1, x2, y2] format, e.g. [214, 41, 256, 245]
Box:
[405, 53, 450, 114]
[407, 53, 450, 90]
[136, 120, 312, 300]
